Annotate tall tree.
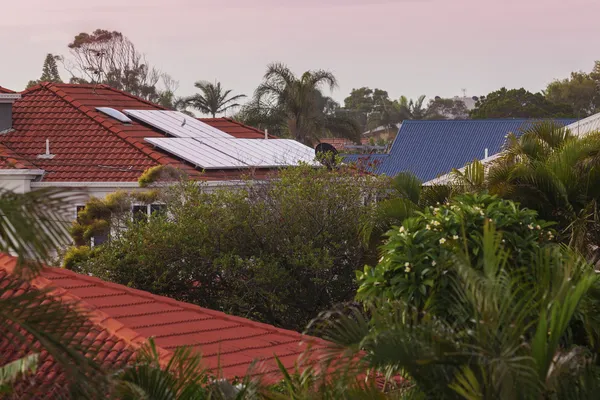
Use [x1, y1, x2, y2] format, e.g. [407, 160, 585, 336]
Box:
[27, 53, 63, 88]
[187, 80, 246, 117]
[425, 97, 470, 119]
[470, 87, 575, 119]
[546, 62, 600, 118]
[394, 95, 427, 120]
[343, 87, 395, 132]
[239, 63, 360, 145]
[61, 29, 171, 102]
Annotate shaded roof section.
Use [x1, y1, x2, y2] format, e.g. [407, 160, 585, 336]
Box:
[318, 137, 369, 151]
[0, 254, 137, 399]
[0, 83, 276, 182]
[0, 253, 325, 393]
[0, 85, 15, 93]
[347, 119, 577, 181]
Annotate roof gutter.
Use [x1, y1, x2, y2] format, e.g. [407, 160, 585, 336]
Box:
[30, 180, 263, 189]
[0, 169, 45, 176]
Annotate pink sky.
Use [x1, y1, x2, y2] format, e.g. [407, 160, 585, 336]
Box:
[1, 0, 599, 105]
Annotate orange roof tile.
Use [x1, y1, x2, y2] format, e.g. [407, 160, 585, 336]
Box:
[0, 143, 37, 169]
[0, 83, 277, 181]
[0, 86, 15, 94]
[0, 253, 326, 395]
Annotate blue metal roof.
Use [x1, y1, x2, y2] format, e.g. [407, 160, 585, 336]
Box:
[349, 119, 577, 182]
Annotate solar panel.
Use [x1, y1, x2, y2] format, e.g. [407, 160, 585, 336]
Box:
[125, 110, 233, 139]
[96, 107, 132, 123]
[198, 138, 318, 167]
[145, 138, 249, 169]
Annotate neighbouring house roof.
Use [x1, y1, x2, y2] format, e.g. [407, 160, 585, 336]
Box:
[567, 112, 600, 137]
[318, 137, 369, 151]
[362, 124, 400, 136]
[0, 253, 326, 398]
[426, 112, 600, 185]
[0, 143, 37, 169]
[0, 86, 15, 94]
[0, 83, 278, 182]
[345, 119, 577, 181]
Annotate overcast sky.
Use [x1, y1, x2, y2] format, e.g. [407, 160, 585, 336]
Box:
[1, 0, 599, 104]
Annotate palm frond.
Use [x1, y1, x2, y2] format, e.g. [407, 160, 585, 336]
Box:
[0, 188, 83, 274]
[0, 353, 39, 392]
[1, 273, 109, 398]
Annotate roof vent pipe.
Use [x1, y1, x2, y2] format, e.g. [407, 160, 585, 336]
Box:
[37, 138, 55, 159]
[484, 148, 489, 159]
[265, 129, 268, 140]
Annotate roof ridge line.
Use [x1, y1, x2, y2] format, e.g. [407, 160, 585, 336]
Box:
[0, 254, 172, 362]
[49, 264, 326, 347]
[96, 84, 169, 110]
[42, 83, 166, 169]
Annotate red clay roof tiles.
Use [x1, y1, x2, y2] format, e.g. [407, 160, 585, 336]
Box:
[0, 253, 325, 393]
[0, 83, 275, 182]
[0, 86, 15, 93]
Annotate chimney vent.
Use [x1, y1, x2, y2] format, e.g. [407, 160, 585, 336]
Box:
[0, 93, 21, 133]
[484, 148, 489, 159]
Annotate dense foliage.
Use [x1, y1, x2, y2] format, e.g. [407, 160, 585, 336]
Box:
[237, 63, 360, 145]
[546, 60, 600, 118]
[69, 165, 386, 331]
[357, 194, 555, 315]
[470, 87, 575, 119]
[312, 227, 600, 399]
[450, 122, 600, 264]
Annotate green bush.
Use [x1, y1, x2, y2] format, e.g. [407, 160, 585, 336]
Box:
[71, 165, 388, 331]
[356, 193, 556, 314]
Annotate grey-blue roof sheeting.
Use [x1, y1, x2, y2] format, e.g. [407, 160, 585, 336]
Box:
[347, 119, 577, 182]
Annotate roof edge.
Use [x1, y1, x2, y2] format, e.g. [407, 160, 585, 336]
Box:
[0, 253, 172, 363]
[41, 83, 167, 166]
[44, 265, 327, 348]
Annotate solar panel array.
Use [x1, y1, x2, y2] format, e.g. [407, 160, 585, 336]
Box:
[145, 138, 249, 169]
[131, 110, 317, 170]
[124, 110, 233, 139]
[200, 138, 317, 167]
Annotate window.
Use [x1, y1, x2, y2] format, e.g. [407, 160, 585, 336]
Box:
[132, 205, 148, 223]
[150, 204, 164, 216]
[132, 204, 165, 222]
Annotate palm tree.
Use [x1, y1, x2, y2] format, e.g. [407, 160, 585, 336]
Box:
[0, 188, 110, 397]
[306, 227, 600, 398]
[188, 80, 246, 118]
[239, 63, 360, 145]
[157, 90, 195, 117]
[394, 95, 427, 120]
[452, 121, 600, 263]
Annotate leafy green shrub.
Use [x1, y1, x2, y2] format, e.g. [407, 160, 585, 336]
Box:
[137, 165, 186, 188]
[71, 165, 388, 331]
[357, 193, 556, 314]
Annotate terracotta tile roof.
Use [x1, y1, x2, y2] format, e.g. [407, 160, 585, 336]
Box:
[0, 253, 326, 394]
[0, 86, 15, 93]
[0, 83, 276, 182]
[200, 117, 275, 139]
[0, 143, 37, 169]
[319, 137, 368, 151]
[0, 255, 137, 399]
